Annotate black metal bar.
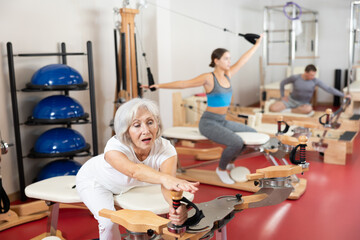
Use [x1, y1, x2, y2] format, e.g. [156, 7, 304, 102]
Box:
[134, 34, 142, 98]
[120, 32, 127, 91]
[15, 53, 85, 57]
[61, 43, 69, 96]
[344, 69, 349, 87]
[86, 41, 98, 156]
[311, 40, 314, 52]
[334, 69, 341, 107]
[114, 29, 121, 94]
[6, 42, 27, 201]
[61, 43, 67, 65]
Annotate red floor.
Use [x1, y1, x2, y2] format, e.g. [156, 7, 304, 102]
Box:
[1, 120, 360, 239]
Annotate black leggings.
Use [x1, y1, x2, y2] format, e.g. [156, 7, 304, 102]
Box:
[199, 111, 256, 169]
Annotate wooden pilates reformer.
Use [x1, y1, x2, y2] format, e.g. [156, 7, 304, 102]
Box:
[273, 106, 358, 165]
[227, 97, 359, 165]
[172, 92, 359, 136]
[0, 136, 49, 232]
[0, 137, 87, 235]
[99, 149, 309, 240]
[175, 135, 308, 200]
[227, 103, 360, 133]
[169, 92, 308, 199]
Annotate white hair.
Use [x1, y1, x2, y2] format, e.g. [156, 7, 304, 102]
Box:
[114, 98, 162, 145]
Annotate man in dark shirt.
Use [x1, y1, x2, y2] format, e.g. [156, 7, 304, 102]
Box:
[269, 64, 348, 114]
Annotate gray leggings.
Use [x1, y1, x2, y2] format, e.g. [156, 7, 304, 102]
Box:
[199, 111, 256, 170]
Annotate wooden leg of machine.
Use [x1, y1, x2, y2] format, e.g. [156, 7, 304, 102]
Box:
[0, 200, 49, 231]
[175, 146, 223, 160]
[30, 202, 66, 240]
[172, 92, 187, 127]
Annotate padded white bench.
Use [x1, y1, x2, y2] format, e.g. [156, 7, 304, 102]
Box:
[253, 123, 296, 136]
[343, 80, 360, 93]
[344, 81, 360, 114]
[25, 176, 194, 239]
[162, 127, 270, 146]
[264, 80, 293, 90]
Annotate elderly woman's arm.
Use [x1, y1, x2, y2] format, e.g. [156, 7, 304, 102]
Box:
[105, 150, 198, 225]
[160, 155, 190, 225]
[105, 150, 199, 193]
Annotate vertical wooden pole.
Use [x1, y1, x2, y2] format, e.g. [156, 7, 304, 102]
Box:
[119, 8, 139, 98]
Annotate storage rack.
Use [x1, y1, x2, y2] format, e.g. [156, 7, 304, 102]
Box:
[6, 41, 98, 201]
[349, 1, 360, 84]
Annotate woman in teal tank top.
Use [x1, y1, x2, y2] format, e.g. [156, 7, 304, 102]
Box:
[143, 35, 262, 184]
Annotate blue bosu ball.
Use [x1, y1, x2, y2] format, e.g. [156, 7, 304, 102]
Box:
[37, 159, 82, 181]
[32, 95, 85, 120]
[34, 128, 86, 154]
[30, 64, 84, 86]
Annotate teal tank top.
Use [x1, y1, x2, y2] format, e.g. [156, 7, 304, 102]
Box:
[206, 72, 233, 107]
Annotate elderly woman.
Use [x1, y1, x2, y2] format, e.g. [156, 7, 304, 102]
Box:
[76, 98, 199, 240]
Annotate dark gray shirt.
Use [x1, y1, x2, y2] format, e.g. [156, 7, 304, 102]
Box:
[280, 74, 344, 103]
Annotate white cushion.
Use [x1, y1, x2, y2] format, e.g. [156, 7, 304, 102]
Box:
[114, 184, 194, 215]
[343, 80, 360, 92]
[25, 176, 81, 203]
[254, 123, 296, 136]
[230, 167, 251, 182]
[264, 110, 315, 117]
[25, 177, 194, 215]
[264, 80, 292, 90]
[163, 127, 270, 146]
[162, 127, 207, 141]
[236, 132, 270, 145]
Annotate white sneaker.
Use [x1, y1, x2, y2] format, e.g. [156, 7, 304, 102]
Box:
[226, 163, 236, 171]
[216, 168, 235, 184]
[281, 108, 291, 113]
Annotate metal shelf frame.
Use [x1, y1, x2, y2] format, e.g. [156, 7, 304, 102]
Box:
[6, 41, 98, 201]
[260, 4, 319, 106]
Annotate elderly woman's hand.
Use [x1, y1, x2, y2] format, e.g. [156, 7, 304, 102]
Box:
[163, 176, 199, 194]
[168, 204, 188, 225]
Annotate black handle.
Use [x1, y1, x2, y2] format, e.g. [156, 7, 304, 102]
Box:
[0, 178, 10, 213]
[289, 143, 307, 165]
[243, 33, 260, 44]
[178, 196, 205, 228]
[318, 113, 330, 126]
[277, 121, 290, 134]
[147, 67, 156, 92]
